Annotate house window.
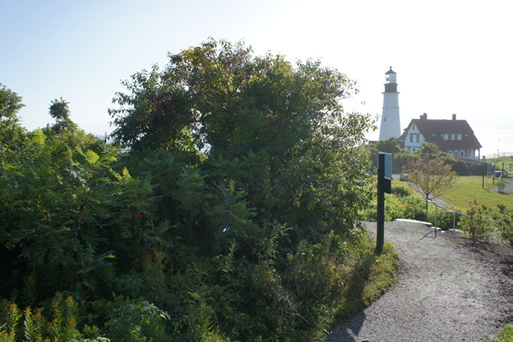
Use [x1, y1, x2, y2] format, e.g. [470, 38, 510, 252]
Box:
[454, 151, 459, 157]
[443, 134, 449, 140]
[451, 134, 455, 140]
[461, 150, 465, 157]
[457, 134, 462, 140]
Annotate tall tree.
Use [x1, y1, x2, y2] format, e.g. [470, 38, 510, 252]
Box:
[0, 84, 27, 160]
[0, 84, 24, 121]
[405, 156, 457, 210]
[109, 39, 374, 244]
[375, 137, 400, 154]
[49, 98, 78, 132]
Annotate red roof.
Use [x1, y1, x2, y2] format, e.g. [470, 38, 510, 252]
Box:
[400, 118, 482, 149]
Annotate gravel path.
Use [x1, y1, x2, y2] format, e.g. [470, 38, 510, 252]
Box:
[322, 220, 513, 342]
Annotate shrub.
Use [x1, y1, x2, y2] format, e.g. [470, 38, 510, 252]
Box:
[359, 181, 427, 222]
[391, 182, 414, 197]
[0, 294, 90, 342]
[493, 204, 513, 246]
[496, 178, 507, 193]
[459, 201, 494, 242]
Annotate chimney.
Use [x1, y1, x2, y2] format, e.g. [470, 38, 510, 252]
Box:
[420, 113, 427, 120]
[452, 114, 456, 120]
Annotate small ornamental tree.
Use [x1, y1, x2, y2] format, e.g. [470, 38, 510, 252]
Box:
[404, 156, 457, 210]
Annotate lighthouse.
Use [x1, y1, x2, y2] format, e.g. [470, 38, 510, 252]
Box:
[379, 67, 401, 140]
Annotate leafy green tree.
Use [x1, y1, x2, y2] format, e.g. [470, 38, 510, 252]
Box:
[375, 138, 400, 154]
[393, 149, 419, 173]
[367, 138, 401, 170]
[404, 156, 457, 210]
[417, 142, 442, 158]
[109, 66, 196, 152]
[416, 141, 469, 175]
[0, 103, 159, 304]
[110, 39, 374, 250]
[0, 84, 27, 159]
[0, 84, 24, 121]
[49, 97, 78, 132]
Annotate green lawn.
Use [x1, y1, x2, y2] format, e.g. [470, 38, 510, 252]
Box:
[439, 176, 513, 209]
[485, 156, 513, 171]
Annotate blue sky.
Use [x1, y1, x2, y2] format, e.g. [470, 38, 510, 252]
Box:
[1, 0, 512, 155]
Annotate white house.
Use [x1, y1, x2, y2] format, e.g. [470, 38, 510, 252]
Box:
[399, 113, 482, 159]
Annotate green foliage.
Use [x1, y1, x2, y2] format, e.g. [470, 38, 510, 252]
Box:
[102, 297, 170, 342]
[374, 138, 400, 154]
[393, 150, 419, 173]
[0, 294, 86, 342]
[366, 138, 399, 170]
[0, 84, 27, 163]
[0, 113, 160, 303]
[390, 181, 415, 197]
[496, 323, 513, 341]
[426, 205, 466, 230]
[0, 84, 24, 122]
[460, 201, 494, 242]
[496, 177, 507, 193]
[360, 181, 427, 222]
[49, 98, 78, 133]
[494, 204, 513, 246]
[405, 156, 457, 209]
[0, 42, 396, 342]
[417, 142, 443, 159]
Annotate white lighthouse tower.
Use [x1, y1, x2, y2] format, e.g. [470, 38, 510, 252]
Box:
[379, 67, 401, 140]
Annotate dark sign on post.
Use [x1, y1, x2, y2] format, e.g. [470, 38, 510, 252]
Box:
[376, 153, 392, 253]
[383, 152, 392, 179]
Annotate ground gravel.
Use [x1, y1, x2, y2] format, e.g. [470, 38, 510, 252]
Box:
[322, 220, 513, 342]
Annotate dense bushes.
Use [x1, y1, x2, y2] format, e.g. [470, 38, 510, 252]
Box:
[361, 182, 427, 222]
[0, 42, 400, 342]
[459, 202, 513, 244]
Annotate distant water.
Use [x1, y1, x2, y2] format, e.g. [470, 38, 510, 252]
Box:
[479, 133, 513, 158]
